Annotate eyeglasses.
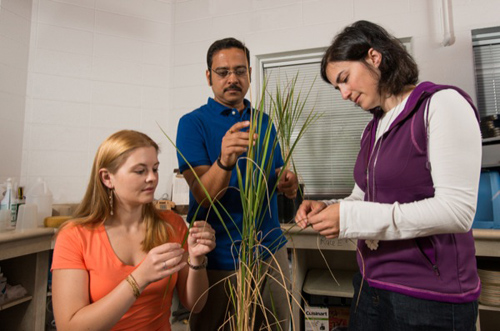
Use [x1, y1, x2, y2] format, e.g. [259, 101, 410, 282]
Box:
[211, 67, 248, 79]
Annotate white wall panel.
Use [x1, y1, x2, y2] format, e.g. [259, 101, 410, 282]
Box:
[142, 64, 169, 87]
[172, 62, 206, 88]
[29, 123, 89, 151]
[91, 56, 142, 84]
[250, 4, 302, 32]
[91, 81, 142, 107]
[141, 86, 169, 109]
[32, 73, 92, 102]
[30, 99, 90, 127]
[302, 0, 354, 26]
[36, 23, 94, 54]
[174, 17, 212, 43]
[55, 0, 95, 9]
[0, 7, 31, 42]
[2, 0, 32, 18]
[90, 104, 142, 130]
[142, 42, 170, 65]
[93, 32, 144, 61]
[34, 49, 92, 78]
[38, 0, 94, 31]
[174, 0, 210, 22]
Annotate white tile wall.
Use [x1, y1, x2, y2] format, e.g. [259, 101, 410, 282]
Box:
[0, 0, 31, 184]
[89, 104, 142, 130]
[30, 99, 90, 127]
[38, 0, 95, 31]
[1, 0, 33, 19]
[173, 41, 207, 66]
[55, 0, 95, 9]
[91, 56, 142, 84]
[32, 73, 92, 102]
[18, 0, 174, 202]
[141, 86, 169, 109]
[302, 0, 354, 26]
[0, 92, 26, 122]
[0, 6, 31, 43]
[174, 17, 212, 43]
[174, 0, 211, 22]
[0, 63, 29, 95]
[354, 0, 410, 18]
[1, 0, 500, 203]
[251, 4, 303, 32]
[93, 33, 144, 61]
[34, 49, 93, 78]
[0, 34, 30, 69]
[36, 23, 94, 54]
[143, 42, 170, 65]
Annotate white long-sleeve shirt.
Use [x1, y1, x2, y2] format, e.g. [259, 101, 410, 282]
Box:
[325, 89, 482, 240]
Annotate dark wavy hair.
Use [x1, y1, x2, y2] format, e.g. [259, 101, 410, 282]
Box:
[207, 37, 250, 69]
[206, 38, 250, 85]
[320, 20, 419, 97]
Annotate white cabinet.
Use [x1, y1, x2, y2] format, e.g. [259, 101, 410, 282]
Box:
[283, 225, 500, 331]
[0, 228, 55, 330]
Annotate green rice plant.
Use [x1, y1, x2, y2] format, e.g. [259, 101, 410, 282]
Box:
[161, 73, 320, 331]
[267, 73, 319, 173]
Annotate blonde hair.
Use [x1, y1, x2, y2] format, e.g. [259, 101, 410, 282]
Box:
[61, 130, 172, 251]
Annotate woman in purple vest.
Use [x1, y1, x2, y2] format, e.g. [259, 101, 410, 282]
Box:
[296, 20, 482, 330]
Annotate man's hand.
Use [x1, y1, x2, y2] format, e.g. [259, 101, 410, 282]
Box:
[277, 169, 298, 199]
[219, 121, 256, 169]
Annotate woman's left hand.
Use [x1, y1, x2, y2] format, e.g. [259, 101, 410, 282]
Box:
[307, 203, 340, 239]
[187, 221, 216, 258]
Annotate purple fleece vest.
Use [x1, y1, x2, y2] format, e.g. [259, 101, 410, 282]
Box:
[352, 81, 481, 303]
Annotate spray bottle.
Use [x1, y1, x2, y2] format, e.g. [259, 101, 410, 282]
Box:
[0, 178, 12, 215]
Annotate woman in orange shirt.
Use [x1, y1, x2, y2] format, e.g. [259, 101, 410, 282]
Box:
[51, 130, 216, 331]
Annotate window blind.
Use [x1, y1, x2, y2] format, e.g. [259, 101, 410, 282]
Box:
[472, 28, 500, 117]
[262, 61, 372, 198]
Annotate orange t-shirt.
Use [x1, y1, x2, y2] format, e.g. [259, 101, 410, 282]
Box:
[51, 210, 188, 331]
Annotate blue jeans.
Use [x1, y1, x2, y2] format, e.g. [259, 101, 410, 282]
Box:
[349, 273, 478, 331]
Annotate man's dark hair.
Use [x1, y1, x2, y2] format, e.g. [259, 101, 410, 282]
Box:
[207, 37, 250, 70]
[320, 20, 419, 97]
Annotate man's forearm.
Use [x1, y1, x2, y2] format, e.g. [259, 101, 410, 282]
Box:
[186, 163, 233, 207]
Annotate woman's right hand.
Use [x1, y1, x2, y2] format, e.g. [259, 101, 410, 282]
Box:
[296, 200, 327, 229]
[134, 243, 186, 289]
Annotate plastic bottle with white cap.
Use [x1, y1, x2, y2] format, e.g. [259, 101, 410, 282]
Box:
[25, 178, 53, 227]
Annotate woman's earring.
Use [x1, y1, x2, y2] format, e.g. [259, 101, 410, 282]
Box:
[109, 188, 114, 216]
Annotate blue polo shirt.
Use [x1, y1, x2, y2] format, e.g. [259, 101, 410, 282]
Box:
[176, 97, 286, 270]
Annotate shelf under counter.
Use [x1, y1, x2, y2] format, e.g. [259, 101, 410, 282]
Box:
[303, 269, 355, 298]
[0, 295, 33, 311]
[0, 227, 55, 331]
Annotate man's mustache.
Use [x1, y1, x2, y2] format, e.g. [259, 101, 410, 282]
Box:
[224, 84, 242, 93]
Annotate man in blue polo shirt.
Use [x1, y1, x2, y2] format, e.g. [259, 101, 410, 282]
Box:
[176, 37, 297, 331]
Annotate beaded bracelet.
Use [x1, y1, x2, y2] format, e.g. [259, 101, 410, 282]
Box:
[126, 274, 141, 299]
[187, 256, 208, 270]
